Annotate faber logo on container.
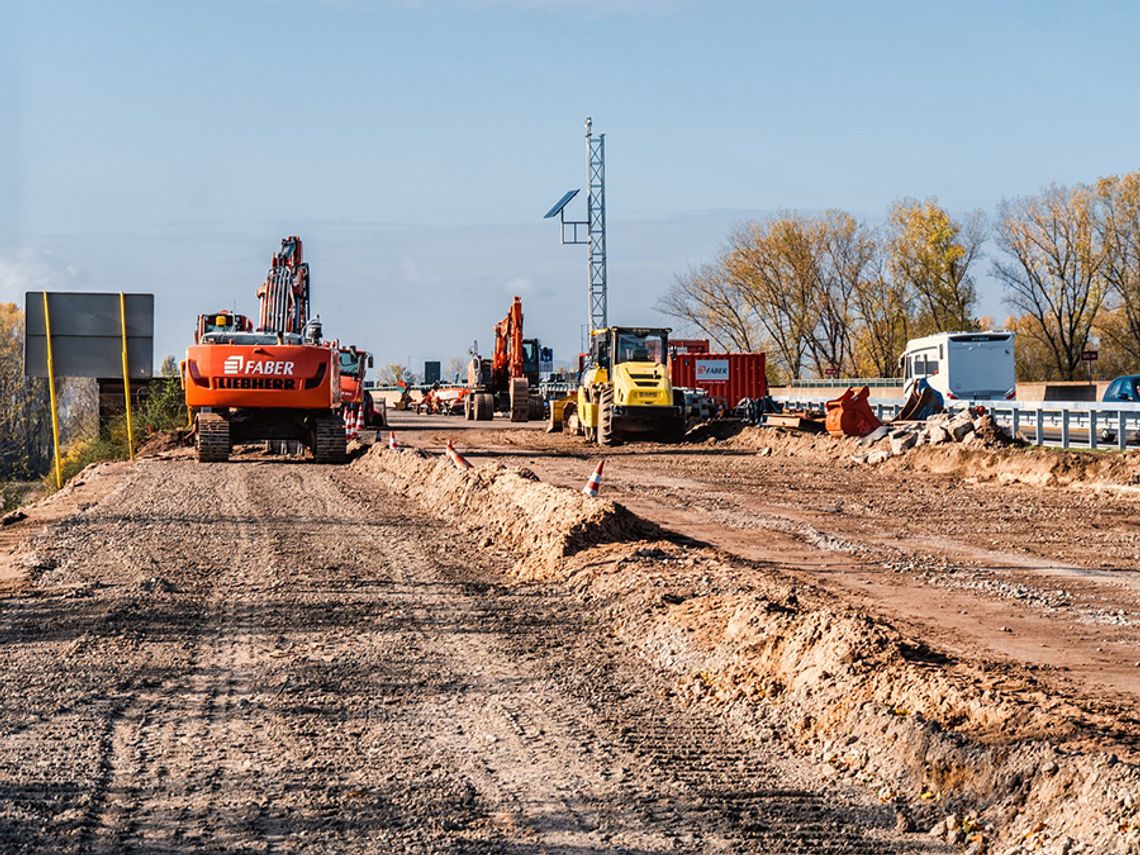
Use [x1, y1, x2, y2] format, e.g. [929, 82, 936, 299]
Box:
[223, 355, 244, 375]
[695, 359, 729, 382]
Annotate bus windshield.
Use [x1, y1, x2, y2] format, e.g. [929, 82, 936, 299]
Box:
[614, 332, 666, 365]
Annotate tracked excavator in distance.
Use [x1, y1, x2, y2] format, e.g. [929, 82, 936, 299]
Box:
[464, 296, 544, 422]
[182, 236, 347, 464]
[338, 345, 386, 428]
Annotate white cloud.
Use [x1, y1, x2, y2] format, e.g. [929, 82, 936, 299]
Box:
[505, 275, 535, 294]
[400, 257, 442, 288]
[0, 249, 89, 306]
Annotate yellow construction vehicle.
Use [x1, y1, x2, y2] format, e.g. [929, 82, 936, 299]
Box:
[553, 326, 685, 445]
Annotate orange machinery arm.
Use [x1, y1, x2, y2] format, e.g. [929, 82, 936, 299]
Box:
[492, 297, 525, 380]
[255, 236, 311, 335]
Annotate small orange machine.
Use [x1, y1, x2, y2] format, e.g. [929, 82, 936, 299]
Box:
[183, 236, 345, 463]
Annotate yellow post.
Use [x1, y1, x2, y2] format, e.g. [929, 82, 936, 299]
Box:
[41, 292, 63, 490]
[119, 292, 135, 461]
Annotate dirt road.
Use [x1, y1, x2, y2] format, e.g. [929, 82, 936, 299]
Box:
[394, 412, 1140, 727]
[0, 456, 923, 853]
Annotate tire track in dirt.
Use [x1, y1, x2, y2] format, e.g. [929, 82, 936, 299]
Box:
[0, 456, 931, 853]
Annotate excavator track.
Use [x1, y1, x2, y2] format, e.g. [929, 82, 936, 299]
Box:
[196, 413, 231, 463]
[313, 415, 347, 464]
[509, 377, 529, 422]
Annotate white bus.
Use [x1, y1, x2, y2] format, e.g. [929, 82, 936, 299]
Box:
[900, 331, 1016, 401]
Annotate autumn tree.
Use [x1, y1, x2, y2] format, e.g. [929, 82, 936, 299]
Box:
[993, 184, 1111, 380]
[851, 245, 912, 377]
[886, 198, 983, 336]
[0, 304, 53, 479]
[1095, 172, 1140, 368]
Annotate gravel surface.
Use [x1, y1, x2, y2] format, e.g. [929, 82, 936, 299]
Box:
[0, 457, 929, 853]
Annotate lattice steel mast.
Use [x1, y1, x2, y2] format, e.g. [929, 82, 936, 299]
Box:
[543, 116, 608, 334]
[585, 117, 607, 331]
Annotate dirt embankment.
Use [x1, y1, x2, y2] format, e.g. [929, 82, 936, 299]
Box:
[357, 443, 1140, 855]
[724, 425, 1140, 491]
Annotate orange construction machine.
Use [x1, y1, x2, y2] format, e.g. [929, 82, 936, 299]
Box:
[465, 296, 544, 422]
[338, 345, 386, 428]
[183, 236, 346, 463]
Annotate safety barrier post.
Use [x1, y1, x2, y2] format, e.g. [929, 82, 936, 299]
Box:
[1061, 409, 1070, 449]
[41, 293, 63, 489]
[1034, 408, 1044, 447]
[1011, 407, 1020, 438]
[1089, 411, 1098, 450]
[119, 292, 135, 461]
[1120, 411, 1128, 451]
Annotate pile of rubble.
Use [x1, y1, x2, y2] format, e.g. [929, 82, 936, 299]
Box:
[852, 409, 1020, 464]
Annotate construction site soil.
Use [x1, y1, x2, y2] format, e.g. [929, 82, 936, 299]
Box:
[0, 413, 1137, 853]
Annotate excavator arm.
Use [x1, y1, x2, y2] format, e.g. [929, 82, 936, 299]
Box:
[256, 236, 311, 335]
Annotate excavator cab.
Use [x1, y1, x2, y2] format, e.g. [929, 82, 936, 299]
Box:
[195, 312, 253, 344]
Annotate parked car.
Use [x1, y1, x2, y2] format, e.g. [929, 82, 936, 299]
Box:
[1103, 375, 1140, 403]
[1099, 375, 1140, 444]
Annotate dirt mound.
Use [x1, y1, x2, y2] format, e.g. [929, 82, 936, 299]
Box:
[354, 445, 652, 572]
[728, 424, 1140, 491]
[136, 429, 191, 458]
[358, 442, 1140, 853]
[894, 443, 1140, 490]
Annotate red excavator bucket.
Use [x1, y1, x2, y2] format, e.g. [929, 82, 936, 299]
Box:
[825, 386, 882, 438]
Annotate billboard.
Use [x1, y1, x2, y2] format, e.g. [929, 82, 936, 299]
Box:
[539, 347, 554, 374]
[423, 360, 441, 385]
[24, 292, 154, 380]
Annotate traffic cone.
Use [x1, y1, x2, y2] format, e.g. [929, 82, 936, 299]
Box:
[445, 439, 473, 470]
[355, 406, 365, 435]
[388, 431, 398, 450]
[581, 460, 605, 497]
[345, 407, 356, 440]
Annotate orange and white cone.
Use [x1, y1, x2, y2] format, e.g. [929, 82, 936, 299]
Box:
[581, 460, 605, 497]
[355, 406, 365, 435]
[346, 408, 357, 440]
[445, 439, 473, 470]
[388, 431, 399, 450]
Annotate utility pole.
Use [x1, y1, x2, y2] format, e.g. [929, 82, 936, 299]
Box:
[544, 116, 609, 336]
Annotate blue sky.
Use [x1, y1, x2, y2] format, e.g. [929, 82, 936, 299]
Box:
[3, 0, 1139, 372]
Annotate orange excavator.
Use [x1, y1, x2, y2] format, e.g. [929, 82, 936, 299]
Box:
[464, 296, 544, 422]
[338, 345, 386, 428]
[182, 236, 346, 463]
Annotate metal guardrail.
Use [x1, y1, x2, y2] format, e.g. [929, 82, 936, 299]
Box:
[787, 377, 900, 388]
[773, 395, 1140, 451]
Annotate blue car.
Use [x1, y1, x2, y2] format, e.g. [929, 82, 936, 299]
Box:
[1103, 375, 1140, 403]
[1100, 375, 1140, 443]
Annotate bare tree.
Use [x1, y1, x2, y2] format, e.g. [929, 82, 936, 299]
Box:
[808, 211, 873, 375]
[993, 185, 1111, 379]
[656, 260, 759, 352]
